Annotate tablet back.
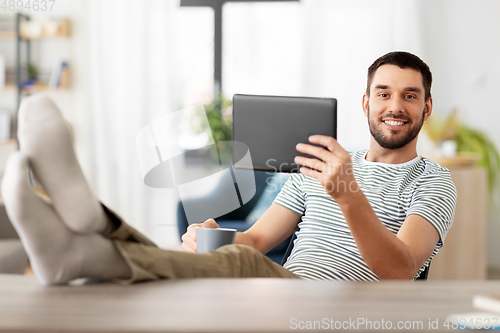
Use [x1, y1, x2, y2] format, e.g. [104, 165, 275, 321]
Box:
[232, 94, 337, 173]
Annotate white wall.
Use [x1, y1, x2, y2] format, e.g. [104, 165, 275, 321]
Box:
[420, 0, 500, 268]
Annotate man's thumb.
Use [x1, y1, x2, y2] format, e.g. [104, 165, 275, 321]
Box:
[201, 219, 219, 228]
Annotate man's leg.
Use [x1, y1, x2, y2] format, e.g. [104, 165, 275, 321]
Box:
[2, 153, 297, 284]
[103, 209, 298, 282]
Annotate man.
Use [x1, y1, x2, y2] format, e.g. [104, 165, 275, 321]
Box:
[183, 51, 456, 280]
[1, 51, 456, 285]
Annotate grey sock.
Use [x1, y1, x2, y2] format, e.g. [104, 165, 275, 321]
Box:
[1, 152, 131, 285]
[17, 94, 108, 234]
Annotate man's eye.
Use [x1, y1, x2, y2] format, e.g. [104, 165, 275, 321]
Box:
[379, 93, 388, 98]
[405, 94, 416, 99]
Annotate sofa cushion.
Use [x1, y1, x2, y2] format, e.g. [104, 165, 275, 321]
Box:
[0, 240, 28, 274]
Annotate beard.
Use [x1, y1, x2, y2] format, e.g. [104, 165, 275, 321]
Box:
[367, 106, 426, 150]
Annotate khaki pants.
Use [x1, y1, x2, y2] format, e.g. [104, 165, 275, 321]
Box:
[100, 205, 300, 284]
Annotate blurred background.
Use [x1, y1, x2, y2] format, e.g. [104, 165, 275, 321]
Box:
[0, 0, 499, 276]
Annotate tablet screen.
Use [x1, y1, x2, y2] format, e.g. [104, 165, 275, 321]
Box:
[232, 94, 337, 173]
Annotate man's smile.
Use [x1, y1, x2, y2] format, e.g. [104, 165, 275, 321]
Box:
[382, 118, 408, 130]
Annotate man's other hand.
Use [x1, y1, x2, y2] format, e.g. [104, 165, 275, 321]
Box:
[181, 219, 220, 253]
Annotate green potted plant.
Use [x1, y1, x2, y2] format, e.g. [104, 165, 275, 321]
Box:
[186, 94, 233, 162]
[27, 62, 38, 82]
[201, 93, 232, 143]
[423, 110, 500, 201]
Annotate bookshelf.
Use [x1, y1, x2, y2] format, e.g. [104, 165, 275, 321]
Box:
[0, 13, 70, 141]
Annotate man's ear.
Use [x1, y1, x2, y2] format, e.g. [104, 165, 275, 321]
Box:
[362, 93, 369, 117]
[423, 97, 433, 121]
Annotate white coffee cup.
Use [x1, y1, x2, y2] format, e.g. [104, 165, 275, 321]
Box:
[196, 227, 237, 253]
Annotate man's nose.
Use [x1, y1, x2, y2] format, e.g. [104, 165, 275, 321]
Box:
[388, 96, 404, 113]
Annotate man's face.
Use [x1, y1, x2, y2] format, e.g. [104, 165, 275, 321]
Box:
[363, 65, 432, 150]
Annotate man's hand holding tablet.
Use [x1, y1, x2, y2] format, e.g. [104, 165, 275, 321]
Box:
[295, 135, 357, 203]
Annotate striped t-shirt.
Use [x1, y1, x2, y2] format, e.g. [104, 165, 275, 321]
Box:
[274, 150, 457, 281]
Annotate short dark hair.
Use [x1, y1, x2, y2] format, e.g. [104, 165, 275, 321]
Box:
[366, 51, 432, 101]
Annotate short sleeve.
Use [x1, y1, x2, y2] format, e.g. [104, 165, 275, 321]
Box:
[273, 173, 306, 216]
[407, 169, 457, 246]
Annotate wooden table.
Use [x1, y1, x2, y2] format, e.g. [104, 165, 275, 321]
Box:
[1, 274, 499, 332]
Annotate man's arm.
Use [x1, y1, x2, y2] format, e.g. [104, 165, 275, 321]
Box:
[295, 135, 440, 279]
[335, 189, 439, 279]
[237, 203, 301, 254]
[182, 203, 301, 254]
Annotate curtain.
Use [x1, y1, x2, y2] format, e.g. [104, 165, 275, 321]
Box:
[86, 0, 181, 247]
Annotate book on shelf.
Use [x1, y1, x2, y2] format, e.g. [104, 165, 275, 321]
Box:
[48, 60, 69, 88]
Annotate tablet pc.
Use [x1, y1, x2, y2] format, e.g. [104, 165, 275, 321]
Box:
[232, 94, 337, 173]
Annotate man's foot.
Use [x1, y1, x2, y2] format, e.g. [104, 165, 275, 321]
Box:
[17, 94, 108, 234]
[1, 152, 131, 285]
